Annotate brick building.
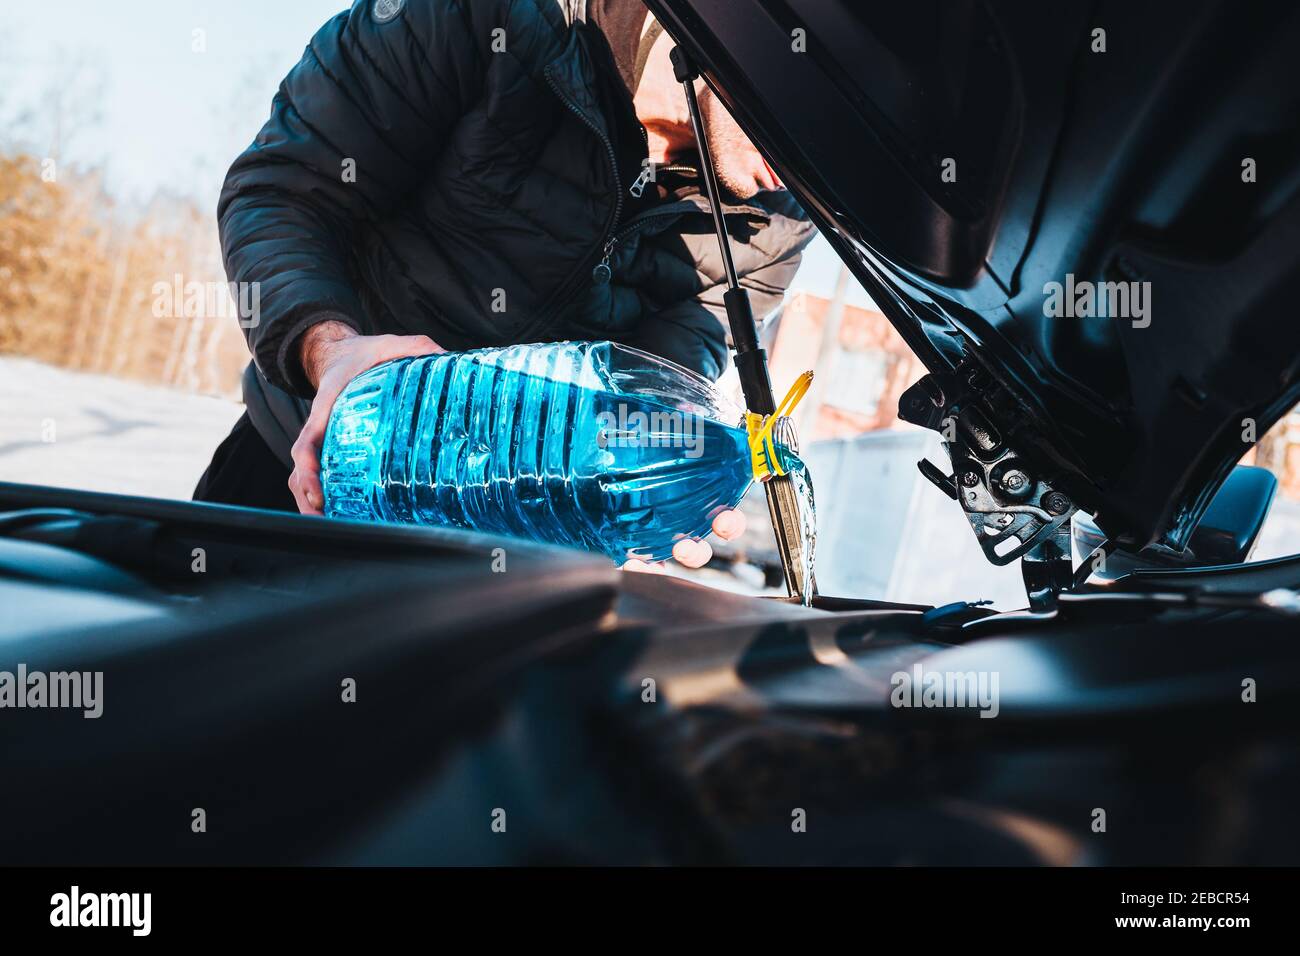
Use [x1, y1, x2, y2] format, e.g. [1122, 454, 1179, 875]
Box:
[765, 289, 926, 442]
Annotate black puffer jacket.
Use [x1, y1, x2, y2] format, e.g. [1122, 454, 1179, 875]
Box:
[221, 0, 813, 461]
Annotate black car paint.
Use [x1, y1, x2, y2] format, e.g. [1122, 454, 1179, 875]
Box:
[1, 484, 1298, 864]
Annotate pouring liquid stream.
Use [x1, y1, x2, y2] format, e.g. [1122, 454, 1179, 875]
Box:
[785, 454, 818, 607]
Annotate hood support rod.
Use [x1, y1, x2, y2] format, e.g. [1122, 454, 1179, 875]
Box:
[670, 46, 814, 602]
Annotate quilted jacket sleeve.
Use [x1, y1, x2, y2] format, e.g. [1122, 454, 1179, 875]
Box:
[217, 0, 483, 396]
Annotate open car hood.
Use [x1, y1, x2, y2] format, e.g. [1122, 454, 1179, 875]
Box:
[645, 0, 1300, 557]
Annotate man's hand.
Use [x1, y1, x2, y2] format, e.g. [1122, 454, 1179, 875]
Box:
[622, 509, 747, 572]
[289, 321, 443, 515]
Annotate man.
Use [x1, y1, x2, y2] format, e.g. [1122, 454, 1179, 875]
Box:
[195, 0, 814, 568]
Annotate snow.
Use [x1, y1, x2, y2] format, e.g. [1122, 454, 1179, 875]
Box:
[0, 356, 242, 501]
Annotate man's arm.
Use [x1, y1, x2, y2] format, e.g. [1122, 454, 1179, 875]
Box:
[218, 0, 482, 397]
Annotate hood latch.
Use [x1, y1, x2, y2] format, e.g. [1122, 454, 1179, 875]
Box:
[899, 362, 1087, 610]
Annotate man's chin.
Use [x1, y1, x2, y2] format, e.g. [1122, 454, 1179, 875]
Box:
[715, 169, 763, 202]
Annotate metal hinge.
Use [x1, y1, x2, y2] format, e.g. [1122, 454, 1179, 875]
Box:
[898, 361, 1081, 609]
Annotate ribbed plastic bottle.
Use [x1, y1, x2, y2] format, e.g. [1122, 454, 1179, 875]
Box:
[320, 341, 789, 563]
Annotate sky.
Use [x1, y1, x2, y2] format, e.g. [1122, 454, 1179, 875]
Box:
[1, 0, 867, 304]
[2, 0, 348, 204]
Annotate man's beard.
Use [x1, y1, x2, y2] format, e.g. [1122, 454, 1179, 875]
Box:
[714, 156, 762, 201]
[700, 95, 764, 201]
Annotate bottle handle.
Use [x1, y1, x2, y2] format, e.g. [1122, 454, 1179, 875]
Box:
[746, 371, 814, 481]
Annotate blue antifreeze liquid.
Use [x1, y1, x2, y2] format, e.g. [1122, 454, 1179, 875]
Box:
[321, 341, 772, 564]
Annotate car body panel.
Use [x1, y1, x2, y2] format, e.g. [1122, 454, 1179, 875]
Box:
[3, 482, 1298, 864]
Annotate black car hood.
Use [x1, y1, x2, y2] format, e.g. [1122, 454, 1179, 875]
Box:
[645, 0, 1300, 554]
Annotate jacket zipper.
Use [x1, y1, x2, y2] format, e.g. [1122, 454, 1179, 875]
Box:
[591, 206, 689, 285]
[522, 76, 757, 337]
[628, 165, 654, 199]
[592, 184, 772, 286]
[627, 124, 655, 198]
[597, 136, 713, 284]
[520, 68, 625, 341]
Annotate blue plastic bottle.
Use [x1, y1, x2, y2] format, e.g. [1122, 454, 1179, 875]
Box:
[320, 341, 780, 564]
